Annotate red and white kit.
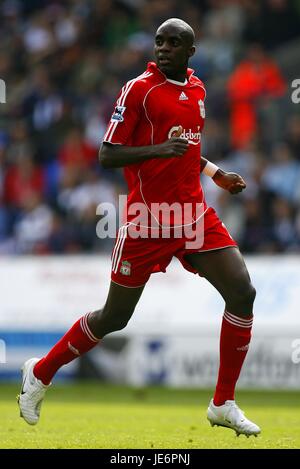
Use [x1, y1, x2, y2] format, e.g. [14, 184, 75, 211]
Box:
[103, 62, 236, 287]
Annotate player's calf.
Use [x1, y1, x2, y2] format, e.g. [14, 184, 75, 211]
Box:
[88, 307, 134, 337]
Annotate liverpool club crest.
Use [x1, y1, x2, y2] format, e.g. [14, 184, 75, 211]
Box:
[120, 260, 131, 276]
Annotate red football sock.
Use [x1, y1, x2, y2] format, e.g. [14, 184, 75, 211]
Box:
[213, 310, 253, 406]
[34, 313, 99, 385]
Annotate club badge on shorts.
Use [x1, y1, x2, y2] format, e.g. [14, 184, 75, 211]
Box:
[120, 260, 131, 276]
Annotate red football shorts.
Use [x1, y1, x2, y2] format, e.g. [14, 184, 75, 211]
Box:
[111, 207, 237, 287]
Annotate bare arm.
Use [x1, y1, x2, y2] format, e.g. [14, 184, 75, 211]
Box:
[99, 127, 188, 169]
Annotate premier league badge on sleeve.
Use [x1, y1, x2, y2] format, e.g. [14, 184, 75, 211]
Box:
[111, 105, 126, 122]
[198, 99, 205, 118]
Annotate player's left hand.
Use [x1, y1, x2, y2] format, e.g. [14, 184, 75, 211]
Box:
[212, 170, 246, 194]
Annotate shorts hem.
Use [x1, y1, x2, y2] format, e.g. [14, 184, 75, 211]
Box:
[195, 244, 238, 253]
[111, 279, 147, 289]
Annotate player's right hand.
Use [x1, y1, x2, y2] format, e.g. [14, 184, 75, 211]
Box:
[158, 126, 189, 157]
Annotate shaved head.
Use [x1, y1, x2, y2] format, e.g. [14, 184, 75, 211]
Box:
[157, 18, 195, 47]
[154, 17, 196, 81]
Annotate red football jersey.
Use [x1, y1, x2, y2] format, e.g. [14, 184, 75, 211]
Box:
[103, 62, 206, 227]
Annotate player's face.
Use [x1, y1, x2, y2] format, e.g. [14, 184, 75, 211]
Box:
[154, 26, 195, 80]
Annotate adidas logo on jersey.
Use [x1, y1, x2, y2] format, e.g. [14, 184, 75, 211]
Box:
[179, 91, 188, 101]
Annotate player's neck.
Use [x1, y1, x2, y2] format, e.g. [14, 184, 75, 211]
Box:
[164, 71, 187, 83]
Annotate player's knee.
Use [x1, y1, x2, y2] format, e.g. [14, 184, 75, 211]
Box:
[240, 283, 256, 306]
[227, 282, 256, 312]
[247, 284, 256, 305]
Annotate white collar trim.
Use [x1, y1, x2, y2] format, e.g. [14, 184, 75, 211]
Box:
[166, 78, 188, 86]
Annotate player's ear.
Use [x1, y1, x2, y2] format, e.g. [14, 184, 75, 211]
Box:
[188, 46, 196, 58]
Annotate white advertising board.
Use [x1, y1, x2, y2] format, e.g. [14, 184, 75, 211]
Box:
[0, 255, 299, 386]
[0, 255, 300, 331]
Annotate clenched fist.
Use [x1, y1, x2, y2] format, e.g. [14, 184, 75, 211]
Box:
[157, 125, 189, 158]
[213, 170, 246, 194]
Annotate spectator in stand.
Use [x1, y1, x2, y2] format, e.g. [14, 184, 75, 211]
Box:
[285, 115, 300, 160]
[242, 0, 300, 49]
[14, 190, 53, 254]
[271, 197, 299, 251]
[262, 142, 300, 203]
[4, 154, 44, 208]
[227, 44, 286, 149]
[58, 127, 95, 171]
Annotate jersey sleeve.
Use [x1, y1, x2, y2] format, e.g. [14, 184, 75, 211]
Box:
[103, 80, 143, 145]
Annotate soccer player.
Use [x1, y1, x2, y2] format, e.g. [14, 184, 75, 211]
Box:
[18, 18, 260, 437]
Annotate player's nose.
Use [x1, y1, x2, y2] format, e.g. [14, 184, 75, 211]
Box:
[158, 41, 171, 53]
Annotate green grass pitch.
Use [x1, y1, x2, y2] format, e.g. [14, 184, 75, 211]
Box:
[1, 383, 299, 449]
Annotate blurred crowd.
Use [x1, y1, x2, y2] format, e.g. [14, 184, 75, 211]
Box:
[0, 0, 300, 254]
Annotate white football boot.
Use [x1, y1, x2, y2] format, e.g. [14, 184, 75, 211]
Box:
[207, 399, 261, 437]
[17, 357, 50, 425]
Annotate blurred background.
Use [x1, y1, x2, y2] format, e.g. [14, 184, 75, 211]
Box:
[0, 0, 300, 388]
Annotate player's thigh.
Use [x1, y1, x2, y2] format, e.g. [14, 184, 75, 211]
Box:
[184, 247, 253, 300]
